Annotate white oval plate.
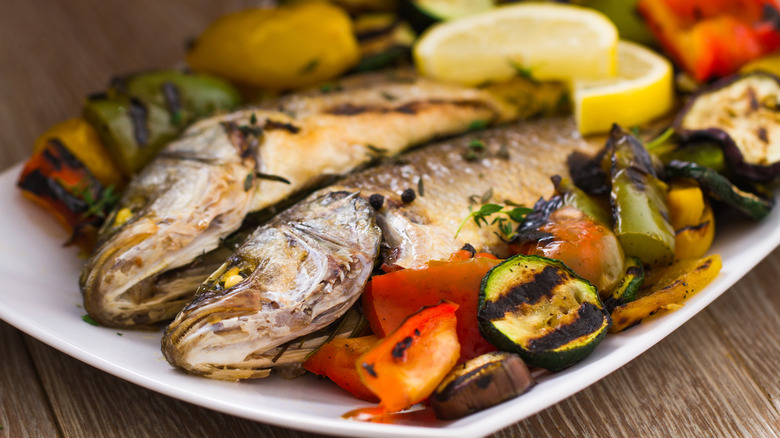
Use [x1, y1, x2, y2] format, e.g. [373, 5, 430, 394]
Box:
[1, 163, 778, 438]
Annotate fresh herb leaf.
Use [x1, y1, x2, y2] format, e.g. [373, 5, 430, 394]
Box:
[319, 82, 343, 93]
[244, 173, 254, 191]
[380, 91, 397, 101]
[417, 176, 425, 197]
[480, 188, 493, 204]
[645, 127, 676, 151]
[255, 173, 291, 185]
[455, 202, 531, 239]
[468, 120, 488, 131]
[82, 314, 98, 326]
[507, 59, 536, 82]
[250, 113, 258, 126]
[468, 140, 486, 150]
[116, 332, 123, 336]
[300, 58, 319, 74]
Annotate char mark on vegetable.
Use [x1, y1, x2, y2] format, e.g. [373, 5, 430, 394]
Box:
[481, 266, 567, 320]
[128, 97, 150, 147]
[526, 302, 607, 352]
[161, 82, 182, 118]
[392, 336, 414, 359]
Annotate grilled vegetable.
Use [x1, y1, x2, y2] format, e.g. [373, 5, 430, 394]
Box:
[610, 255, 722, 332]
[30, 118, 122, 187]
[602, 256, 644, 311]
[353, 13, 415, 72]
[675, 72, 780, 182]
[363, 253, 501, 361]
[512, 203, 625, 296]
[186, 2, 360, 90]
[83, 95, 180, 175]
[110, 70, 241, 126]
[304, 335, 380, 402]
[666, 180, 715, 259]
[430, 351, 534, 420]
[665, 160, 774, 220]
[637, 0, 780, 81]
[608, 125, 676, 266]
[478, 255, 611, 371]
[401, 0, 495, 33]
[552, 175, 611, 226]
[350, 302, 461, 416]
[84, 70, 240, 175]
[17, 138, 115, 249]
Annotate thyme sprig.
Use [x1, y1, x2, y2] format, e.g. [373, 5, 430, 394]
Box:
[455, 202, 533, 239]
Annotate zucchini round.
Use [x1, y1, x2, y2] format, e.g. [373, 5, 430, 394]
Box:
[478, 255, 611, 371]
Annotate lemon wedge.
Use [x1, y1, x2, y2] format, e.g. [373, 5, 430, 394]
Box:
[574, 40, 673, 135]
[413, 3, 618, 86]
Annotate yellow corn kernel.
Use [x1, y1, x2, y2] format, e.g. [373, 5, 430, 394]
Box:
[224, 274, 244, 289]
[113, 208, 133, 227]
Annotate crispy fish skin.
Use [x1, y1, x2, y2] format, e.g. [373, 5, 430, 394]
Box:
[162, 118, 600, 379]
[81, 72, 564, 328]
[162, 191, 381, 380]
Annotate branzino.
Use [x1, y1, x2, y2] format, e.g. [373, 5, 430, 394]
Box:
[161, 117, 601, 380]
[80, 71, 566, 328]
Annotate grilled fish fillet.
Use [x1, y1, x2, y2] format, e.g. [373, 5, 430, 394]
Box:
[81, 71, 566, 328]
[161, 117, 602, 380]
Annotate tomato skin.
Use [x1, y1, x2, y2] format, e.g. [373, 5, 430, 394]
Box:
[513, 206, 625, 296]
[303, 336, 379, 402]
[363, 256, 501, 361]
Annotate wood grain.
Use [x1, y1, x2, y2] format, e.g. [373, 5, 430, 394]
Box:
[1, 0, 780, 437]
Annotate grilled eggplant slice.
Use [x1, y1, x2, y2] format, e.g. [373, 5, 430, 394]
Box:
[430, 351, 534, 420]
[665, 160, 774, 220]
[478, 255, 611, 372]
[675, 71, 780, 182]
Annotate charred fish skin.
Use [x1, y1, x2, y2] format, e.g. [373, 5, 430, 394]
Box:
[162, 118, 599, 380]
[80, 116, 259, 328]
[161, 190, 381, 380]
[81, 71, 566, 329]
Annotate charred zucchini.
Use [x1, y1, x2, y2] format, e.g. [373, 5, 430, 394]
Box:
[602, 256, 644, 312]
[430, 351, 534, 420]
[478, 255, 611, 372]
[665, 160, 774, 220]
[401, 0, 494, 33]
[675, 71, 780, 182]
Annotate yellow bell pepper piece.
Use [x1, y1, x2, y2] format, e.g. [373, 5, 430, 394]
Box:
[666, 180, 715, 260]
[33, 118, 123, 187]
[186, 2, 360, 90]
[610, 254, 722, 332]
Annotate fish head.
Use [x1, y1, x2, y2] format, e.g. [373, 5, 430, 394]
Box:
[161, 190, 381, 380]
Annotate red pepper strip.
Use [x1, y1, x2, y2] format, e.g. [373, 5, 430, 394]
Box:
[17, 139, 105, 248]
[346, 302, 460, 416]
[303, 335, 380, 402]
[638, 0, 780, 81]
[363, 255, 500, 362]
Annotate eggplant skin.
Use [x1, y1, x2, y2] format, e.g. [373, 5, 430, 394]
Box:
[675, 71, 780, 182]
[430, 351, 534, 420]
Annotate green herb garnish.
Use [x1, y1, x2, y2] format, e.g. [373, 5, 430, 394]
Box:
[468, 120, 488, 131]
[645, 127, 676, 151]
[255, 172, 291, 185]
[455, 203, 533, 238]
[300, 58, 319, 74]
[82, 315, 98, 326]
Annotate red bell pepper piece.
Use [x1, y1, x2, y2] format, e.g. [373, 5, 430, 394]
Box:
[347, 302, 460, 416]
[638, 0, 780, 81]
[303, 335, 380, 402]
[363, 254, 500, 362]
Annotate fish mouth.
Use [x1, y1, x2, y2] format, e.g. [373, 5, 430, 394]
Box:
[161, 190, 381, 379]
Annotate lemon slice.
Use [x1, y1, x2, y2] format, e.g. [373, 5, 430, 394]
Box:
[413, 3, 618, 86]
[574, 40, 673, 135]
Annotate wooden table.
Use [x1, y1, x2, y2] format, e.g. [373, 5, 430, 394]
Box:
[1, 1, 779, 436]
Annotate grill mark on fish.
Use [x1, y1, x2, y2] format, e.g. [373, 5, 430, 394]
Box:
[263, 119, 301, 134]
[326, 99, 496, 116]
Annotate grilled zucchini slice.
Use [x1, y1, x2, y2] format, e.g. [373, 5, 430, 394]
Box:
[478, 255, 611, 371]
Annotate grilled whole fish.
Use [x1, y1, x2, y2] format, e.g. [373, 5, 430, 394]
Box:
[162, 117, 601, 379]
[81, 71, 566, 328]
